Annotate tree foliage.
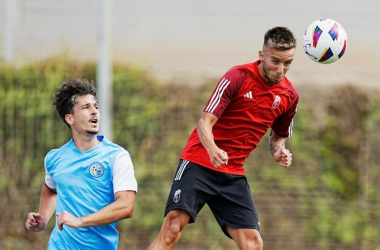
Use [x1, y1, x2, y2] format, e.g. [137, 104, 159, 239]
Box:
[0, 58, 379, 249]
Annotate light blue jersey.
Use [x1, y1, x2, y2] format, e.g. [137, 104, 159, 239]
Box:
[45, 136, 127, 250]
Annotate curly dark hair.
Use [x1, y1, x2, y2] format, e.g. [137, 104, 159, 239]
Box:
[53, 79, 97, 128]
[263, 27, 297, 51]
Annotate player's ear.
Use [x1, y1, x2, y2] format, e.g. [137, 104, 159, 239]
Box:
[259, 51, 264, 61]
[65, 114, 73, 126]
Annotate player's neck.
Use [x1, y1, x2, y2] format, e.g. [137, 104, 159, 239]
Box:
[72, 133, 100, 152]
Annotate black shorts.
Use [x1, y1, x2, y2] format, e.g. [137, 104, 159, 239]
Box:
[164, 159, 260, 238]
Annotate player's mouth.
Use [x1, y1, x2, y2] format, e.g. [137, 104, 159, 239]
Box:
[89, 117, 98, 125]
[273, 75, 283, 82]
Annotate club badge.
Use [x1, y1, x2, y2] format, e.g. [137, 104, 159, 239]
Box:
[89, 162, 105, 178]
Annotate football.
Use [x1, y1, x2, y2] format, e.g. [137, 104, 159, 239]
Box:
[302, 18, 348, 64]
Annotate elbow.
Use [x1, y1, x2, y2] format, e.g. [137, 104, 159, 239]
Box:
[126, 211, 133, 219]
[115, 191, 136, 220]
[120, 204, 135, 220]
[124, 207, 134, 219]
[196, 119, 203, 134]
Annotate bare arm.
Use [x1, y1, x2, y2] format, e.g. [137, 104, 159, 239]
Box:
[25, 183, 57, 232]
[56, 190, 136, 231]
[197, 112, 228, 168]
[269, 129, 292, 168]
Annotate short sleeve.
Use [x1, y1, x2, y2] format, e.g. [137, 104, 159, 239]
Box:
[272, 93, 299, 137]
[44, 155, 57, 189]
[112, 151, 138, 193]
[203, 67, 246, 118]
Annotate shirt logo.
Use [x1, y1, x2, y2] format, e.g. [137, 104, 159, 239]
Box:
[173, 189, 181, 203]
[89, 162, 105, 178]
[272, 95, 281, 109]
[244, 91, 253, 99]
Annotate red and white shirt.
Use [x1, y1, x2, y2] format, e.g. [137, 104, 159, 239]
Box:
[180, 60, 299, 175]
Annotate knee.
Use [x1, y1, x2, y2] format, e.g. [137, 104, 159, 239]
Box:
[163, 221, 182, 244]
[247, 233, 263, 250]
[159, 212, 189, 246]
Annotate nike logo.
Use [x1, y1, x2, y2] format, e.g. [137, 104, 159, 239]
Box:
[55, 170, 65, 177]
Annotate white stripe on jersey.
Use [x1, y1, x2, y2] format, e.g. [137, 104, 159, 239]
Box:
[174, 160, 189, 181]
[288, 119, 293, 137]
[205, 78, 230, 113]
[287, 105, 297, 137]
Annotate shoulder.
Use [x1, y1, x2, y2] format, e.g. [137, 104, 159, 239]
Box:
[282, 78, 299, 103]
[224, 63, 254, 83]
[99, 136, 128, 159]
[218, 63, 256, 95]
[45, 140, 72, 161]
[100, 136, 125, 150]
[116, 149, 132, 159]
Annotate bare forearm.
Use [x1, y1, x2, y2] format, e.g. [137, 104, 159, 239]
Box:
[269, 130, 293, 168]
[197, 112, 228, 167]
[269, 130, 286, 155]
[79, 191, 136, 227]
[197, 118, 217, 153]
[39, 184, 57, 223]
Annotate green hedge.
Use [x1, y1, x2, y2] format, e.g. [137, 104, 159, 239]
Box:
[0, 58, 379, 250]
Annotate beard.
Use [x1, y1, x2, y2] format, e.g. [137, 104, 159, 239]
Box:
[262, 61, 282, 85]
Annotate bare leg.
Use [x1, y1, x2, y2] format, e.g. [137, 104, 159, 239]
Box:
[147, 210, 190, 250]
[226, 227, 263, 250]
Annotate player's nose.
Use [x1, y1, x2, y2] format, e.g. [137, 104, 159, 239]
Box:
[276, 64, 285, 74]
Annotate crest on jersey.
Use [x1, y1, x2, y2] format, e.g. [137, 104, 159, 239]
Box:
[173, 189, 181, 203]
[272, 95, 281, 109]
[89, 162, 105, 178]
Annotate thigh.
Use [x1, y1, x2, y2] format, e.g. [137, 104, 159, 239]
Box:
[207, 175, 260, 238]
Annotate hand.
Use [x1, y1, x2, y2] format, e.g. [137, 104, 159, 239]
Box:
[273, 148, 292, 168]
[209, 148, 229, 168]
[56, 211, 82, 231]
[25, 213, 47, 232]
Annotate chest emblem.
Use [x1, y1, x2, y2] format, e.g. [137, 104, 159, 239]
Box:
[272, 95, 281, 109]
[89, 162, 105, 178]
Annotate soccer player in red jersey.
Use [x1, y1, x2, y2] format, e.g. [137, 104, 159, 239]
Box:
[148, 27, 298, 250]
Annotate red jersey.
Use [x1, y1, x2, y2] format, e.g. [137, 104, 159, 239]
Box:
[180, 61, 299, 175]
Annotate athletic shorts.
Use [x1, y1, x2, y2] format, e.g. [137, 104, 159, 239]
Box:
[164, 159, 260, 238]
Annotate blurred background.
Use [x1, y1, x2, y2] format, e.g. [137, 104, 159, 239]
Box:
[1, 0, 380, 249]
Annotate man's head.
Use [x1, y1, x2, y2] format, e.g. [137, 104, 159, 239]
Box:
[262, 27, 297, 51]
[259, 27, 297, 84]
[53, 79, 98, 131]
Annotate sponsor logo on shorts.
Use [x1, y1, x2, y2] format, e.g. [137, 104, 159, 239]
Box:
[89, 162, 105, 178]
[173, 189, 181, 203]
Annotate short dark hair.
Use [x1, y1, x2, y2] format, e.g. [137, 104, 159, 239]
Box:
[263, 27, 297, 50]
[53, 79, 97, 128]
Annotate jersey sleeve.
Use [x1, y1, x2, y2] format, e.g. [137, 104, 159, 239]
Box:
[271, 91, 299, 137]
[44, 154, 57, 189]
[112, 150, 138, 193]
[203, 67, 246, 118]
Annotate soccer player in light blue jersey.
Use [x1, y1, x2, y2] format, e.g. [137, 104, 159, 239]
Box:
[25, 79, 138, 250]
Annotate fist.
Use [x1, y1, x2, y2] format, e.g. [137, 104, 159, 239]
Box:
[274, 149, 292, 168]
